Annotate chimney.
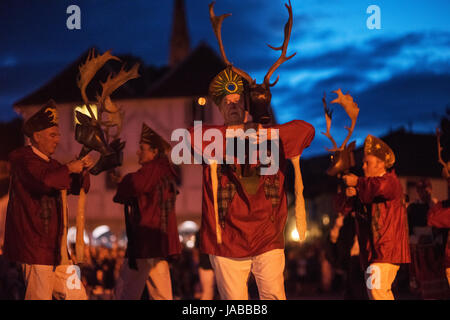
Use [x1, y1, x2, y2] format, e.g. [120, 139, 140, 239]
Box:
[169, 0, 190, 67]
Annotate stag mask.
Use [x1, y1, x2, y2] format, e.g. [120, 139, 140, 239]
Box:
[76, 49, 140, 175]
[209, 0, 296, 125]
[321, 89, 360, 177]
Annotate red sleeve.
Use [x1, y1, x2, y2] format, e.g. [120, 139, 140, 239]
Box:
[356, 174, 397, 204]
[274, 120, 315, 159]
[12, 156, 71, 194]
[113, 165, 159, 204]
[427, 202, 450, 228]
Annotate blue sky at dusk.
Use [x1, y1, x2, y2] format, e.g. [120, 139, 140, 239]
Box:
[0, 0, 449, 156]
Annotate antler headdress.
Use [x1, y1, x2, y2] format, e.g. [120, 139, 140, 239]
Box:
[209, 0, 296, 124]
[322, 89, 360, 176]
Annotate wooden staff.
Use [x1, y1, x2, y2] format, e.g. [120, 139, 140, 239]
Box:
[60, 189, 71, 265]
[210, 160, 222, 244]
[291, 155, 307, 241]
[75, 188, 86, 263]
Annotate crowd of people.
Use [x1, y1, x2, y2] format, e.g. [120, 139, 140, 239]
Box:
[1, 221, 444, 300]
[0, 238, 325, 300]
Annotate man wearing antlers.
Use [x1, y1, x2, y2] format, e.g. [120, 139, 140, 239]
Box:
[3, 100, 94, 300]
[189, 1, 315, 300]
[190, 67, 314, 300]
[342, 135, 411, 300]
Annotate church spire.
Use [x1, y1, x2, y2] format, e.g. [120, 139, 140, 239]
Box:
[169, 0, 190, 67]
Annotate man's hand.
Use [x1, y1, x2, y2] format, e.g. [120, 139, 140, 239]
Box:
[343, 173, 358, 187]
[81, 155, 95, 170]
[109, 170, 123, 184]
[345, 187, 357, 197]
[67, 160, 84, 174]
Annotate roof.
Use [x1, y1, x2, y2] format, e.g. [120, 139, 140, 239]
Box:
[147, 42, 226, 97]
[14, 43, 225, 108]
[13, 48, 168, 107]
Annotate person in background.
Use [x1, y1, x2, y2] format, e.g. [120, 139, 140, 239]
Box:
[342, 135, 411, 300]
[113, 123, 181, 300]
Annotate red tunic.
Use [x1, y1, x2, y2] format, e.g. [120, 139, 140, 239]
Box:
[3, 146, 90, 265]
[427, 202, 450, 268]
[355, 171, 411, 267]
[190, 120, 315, 258]
[113, 156, 181, 259]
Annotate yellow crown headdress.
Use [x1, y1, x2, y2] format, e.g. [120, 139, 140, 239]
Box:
[209, 68, 244, 106]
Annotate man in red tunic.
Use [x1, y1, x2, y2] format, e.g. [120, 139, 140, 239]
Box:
[3, 100, 93, 300]
[113, 123, 181, 300]
[343, 135, 411, 300]
[189, 68, 315, 300]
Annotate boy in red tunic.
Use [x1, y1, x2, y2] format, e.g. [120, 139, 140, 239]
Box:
[343, 135, 411, 300]
[190, 68, 315, 299]
[113, 123, 181, 300]
[3, 100, 93, 300]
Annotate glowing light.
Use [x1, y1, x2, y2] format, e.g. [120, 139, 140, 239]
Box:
[92, 225, 111, 239]
[186, 239, 195, 248]
[74, 104, 98, 125]
[67, 226, 89, 244]
[178, 220, 199, 234]
[290, 229, 300, 242]
[197, 97, 207, 106]
[322, 215, 330, 226]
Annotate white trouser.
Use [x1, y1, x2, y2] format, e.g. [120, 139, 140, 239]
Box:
[21, 264, 87, 300]
[114, 258, 173, 300]
[209, 248, 286, 300]
[198, 267, 216, 300]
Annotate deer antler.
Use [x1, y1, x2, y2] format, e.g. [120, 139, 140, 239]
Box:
[97, 63, 140, 109]
[321, 92, 338, 151]
[264, 0, 297, 88]
[77, 49, 121, 108]
[330, 89, 360, 150]
[95, 63, 140, 142]
[209, 1, 254, 85]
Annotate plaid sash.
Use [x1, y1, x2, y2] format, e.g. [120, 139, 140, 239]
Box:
[40, 195, 54, 234]
[216, 165, 237, 228]
[158, 176, 177, 232]
[215, 164, 281, 227]
[263, 174, 280, 221]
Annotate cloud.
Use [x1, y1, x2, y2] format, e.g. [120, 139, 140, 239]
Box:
[272, 70, 450, 157]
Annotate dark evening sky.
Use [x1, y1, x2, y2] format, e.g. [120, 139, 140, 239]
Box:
[0, 0, 449, 156]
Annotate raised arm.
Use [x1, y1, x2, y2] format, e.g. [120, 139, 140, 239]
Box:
[356, 174, 399, 204]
